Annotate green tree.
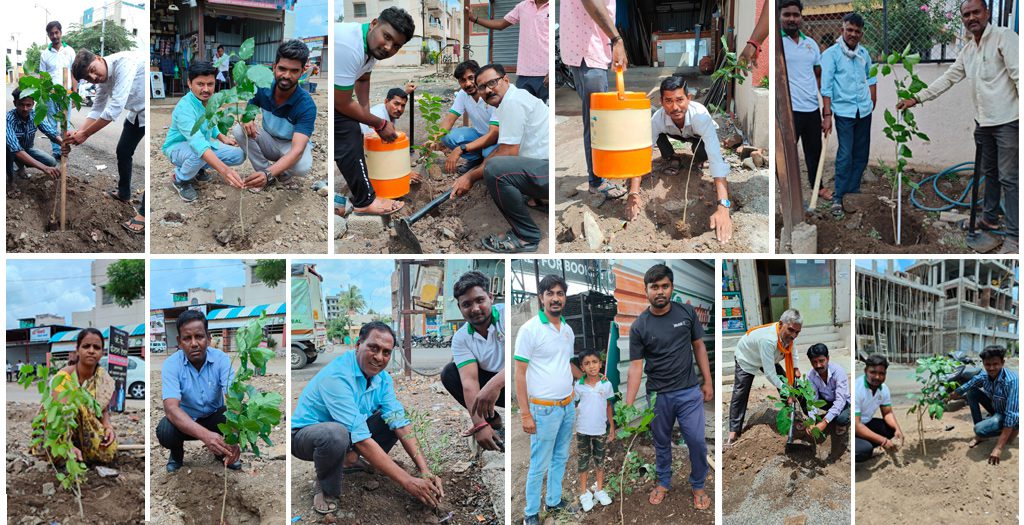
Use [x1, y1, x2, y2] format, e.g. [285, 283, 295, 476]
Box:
[327, 315, 352, 341]
[252, 259, 286, 287]
[339, 285, 366, 314]
[63, 23, 137, 56]
[851, 0, 958, 60]
[105, 259, 145, 308]
[23, 43, 43, 74]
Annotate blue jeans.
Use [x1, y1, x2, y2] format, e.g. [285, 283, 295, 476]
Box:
[569, 60, 609, 188]
[651, 386, 708, 490]
[524, 401, 574, 516]
[440, 127, 496, 166]
[167, 142, 244, 183]
[833, 113, 872, 203]
[7, 147, 56, 176]
[966, 388, 1004, 438]
[45, 99, 62, 158]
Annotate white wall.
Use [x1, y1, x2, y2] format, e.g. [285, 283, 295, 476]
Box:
[733, 4, 769, 148]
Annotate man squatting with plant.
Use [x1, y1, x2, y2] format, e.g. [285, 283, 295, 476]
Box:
[727, 309, 804, 446]
[291, 321, 444, 515]
[624, 76, 735, 244]
[230, 39, 318, 192]
[433, 60, 499, 177]
[452, 63, 550, 253]
[440, 271, 506, 451]
[335, 7, 417, 217]
[623, 264, 712, 509]
[515, 274, 583, 525]
[854, 354, 905, 462]
[6, 88, 65, 189]
[465, 0, 550, 102]
[820, 12, 876, 217]
[804, 343, 851, 437]
[156, 310, 243, 473]
[896, 0, 1019, 254]
[573, 348, 615, 512]
[163, 61, 246, 203]
[40, 20, 76, 163]
[947, 345, 1018, 465]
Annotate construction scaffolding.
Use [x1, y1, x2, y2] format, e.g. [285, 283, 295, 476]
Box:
[856, 264, 943, 363]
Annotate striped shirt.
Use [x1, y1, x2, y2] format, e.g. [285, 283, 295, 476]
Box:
[955, 367, 1019, 429]
[5, 108, 59, 154]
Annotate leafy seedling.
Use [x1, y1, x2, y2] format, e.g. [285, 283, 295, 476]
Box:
[412, 92, 447, 178]
[906, 355, 961, 455]
[612, 393, 657, 525]
[769, 376, 828, 442]
[711, 36, 752, 85]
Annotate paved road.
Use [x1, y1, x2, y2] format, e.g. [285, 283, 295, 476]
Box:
[6, 380, 146, 409]
[292, 343, 454, 386]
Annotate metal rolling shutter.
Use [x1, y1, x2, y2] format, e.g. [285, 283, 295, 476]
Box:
[491, 0, 520, 72]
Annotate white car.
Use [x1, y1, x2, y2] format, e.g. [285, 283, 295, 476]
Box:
[99, 355, 146, 399]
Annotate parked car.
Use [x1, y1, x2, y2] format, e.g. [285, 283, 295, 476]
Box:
[99, 355, 146, 399]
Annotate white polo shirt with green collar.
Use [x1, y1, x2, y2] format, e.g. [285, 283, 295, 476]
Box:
[451, 304, 505, 373]
[855, 375, 892, 424]
[513, 310, 574, 401]
[335, 22, 377, 92]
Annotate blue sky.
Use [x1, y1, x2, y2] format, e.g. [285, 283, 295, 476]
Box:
[855, 259, 916, 271]
[293, 0, 328, 37]
[149, 260, 247, 310]
[295, 259, 394, 313]
[6, 260, 96, 328]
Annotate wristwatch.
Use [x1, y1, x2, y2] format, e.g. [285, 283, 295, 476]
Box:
[460, 143, 469, 154]
[718, 198, 732, 209]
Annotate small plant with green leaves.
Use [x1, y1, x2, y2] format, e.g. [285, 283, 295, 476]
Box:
[906, 355, 961, 455]
[412, 92, 447, 176]
[404, 408, 451, 476]
[612, 393, 657, 525]
[869, 43, 931, 245]
[768, 376, 827, 441]
[190, 37, 276, 238]
[216, 313, 283, 524]
[19, 364, 98, 518]
[711, 36, 752, 85]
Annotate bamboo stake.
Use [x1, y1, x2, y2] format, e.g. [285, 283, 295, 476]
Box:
[60, 69, 68, 231]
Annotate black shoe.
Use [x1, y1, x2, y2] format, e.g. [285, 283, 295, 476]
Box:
[523, 515, 540, 525]
[195, 169, 212, 182]
[166, 457, 183, 473]
[547, 499, 569, 512]
[172, 178, 198, 202]
[216, 456, 243, 470]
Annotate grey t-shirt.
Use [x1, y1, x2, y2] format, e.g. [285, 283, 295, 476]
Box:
[629, 301, 705, 394]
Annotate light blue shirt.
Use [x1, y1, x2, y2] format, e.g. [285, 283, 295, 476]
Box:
[161, 91, 226, 157]
[820, 41, 877, 119]
[291, 350, 410, 443]
[161, 347, 234, 420]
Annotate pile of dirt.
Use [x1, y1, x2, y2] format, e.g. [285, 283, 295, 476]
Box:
[722, 396, 850, 524]
[150, 87, 329, 254]
[6, 174, 144, 253]
[6, 403, 146, 525]
[150, 373, 287, 524]
[856, 400, 1018, 525]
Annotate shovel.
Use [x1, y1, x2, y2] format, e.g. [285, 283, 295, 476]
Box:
[965, 143, 1001, 253]
[808, 131, 830, 211]
[785, 401, 814, 454]
[395, 189, 453, 253]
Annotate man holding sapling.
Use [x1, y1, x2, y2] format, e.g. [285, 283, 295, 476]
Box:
[162, 61, 245, 203]
[156, 310, 242, 473]
[804, 343, 851, 437]
[335, 7, 417, 216]
[515, 275, 580, 525]
[854, 354, 905, 463]
[291, 322, 444, 515]
[440, 271, 505, 451]
[435, 60, 499, 175]
[948, 345, 1019, 465]
[624, 264, 712, 510]
[231, 39, 317, 191]
[727, 309, 803, 446]
[896, 0, 1019, 254]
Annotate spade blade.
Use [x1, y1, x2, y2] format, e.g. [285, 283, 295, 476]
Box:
[395, 218, 423, 253]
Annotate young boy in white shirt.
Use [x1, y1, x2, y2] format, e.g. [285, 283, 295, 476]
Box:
[574, 348, 616, 511]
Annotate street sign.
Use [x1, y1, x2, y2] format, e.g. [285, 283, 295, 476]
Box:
[29, 327, 50, 342]
[108, 327, 129, 413]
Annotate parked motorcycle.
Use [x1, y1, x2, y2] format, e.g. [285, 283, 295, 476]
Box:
[79, 81, 97, 107]
[554, 24, 575, 91]
[942, 350, 982, 386]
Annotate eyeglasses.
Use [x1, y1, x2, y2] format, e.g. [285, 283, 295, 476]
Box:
[476, 75, 505, 91]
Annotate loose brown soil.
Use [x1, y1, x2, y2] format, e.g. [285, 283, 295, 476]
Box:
[6, 403, 146, 525]
[150, 85, 329, 254]
[722, 389, 850, 524]
[856, 398, 1018, 524]
[150, 372, 287, 525]
[6, 173, 144, 253]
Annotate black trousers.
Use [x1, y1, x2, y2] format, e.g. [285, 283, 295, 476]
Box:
[335, 111, 375, 208]
[483, 156, 548, 244]
[656, 133, 708, 165]
[156, 407, 227, 462]
[440, 362, 506, 410]
[291, 411, 398, 497]
[116, 116, 145, 201]
[792, 109, 823, 188]
[854, 417, 895, 463]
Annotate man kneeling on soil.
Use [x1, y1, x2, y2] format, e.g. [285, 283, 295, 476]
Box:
[854, 354, 904, 463]
[625, 76, 734, 244]
[948, 345, 1019, 465]
[805, 343, 851, 438]
[727, 309, 803, 446]
[441, 271, 505, 451]
[232, 39, 318, 191]
[163, 60, 245, 203]
[291, 321, 444, 515]
[6, 88, 63, 187]
[625, 264, 712, 509]
[436, 60, 499, 175]
[157, 310, 242, 473]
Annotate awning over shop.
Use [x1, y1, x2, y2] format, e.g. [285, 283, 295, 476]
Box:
[207, 303, 286, 321]
[49, 324, 146, 343]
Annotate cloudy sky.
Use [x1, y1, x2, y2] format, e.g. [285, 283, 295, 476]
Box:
[149, 260, 247, 310]
[294, 259, 394, 313]
[6, 259, 97, 328]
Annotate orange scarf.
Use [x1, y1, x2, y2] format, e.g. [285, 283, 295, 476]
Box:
[745, 322, 795, 386]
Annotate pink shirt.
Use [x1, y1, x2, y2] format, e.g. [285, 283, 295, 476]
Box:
[559, 0, 614, 69]
[504, 0, 550, 77]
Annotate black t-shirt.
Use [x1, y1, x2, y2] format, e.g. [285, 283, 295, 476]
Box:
[629, 301, 706, 394]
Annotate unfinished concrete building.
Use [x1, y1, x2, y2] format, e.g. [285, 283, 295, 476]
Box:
[857, 260, 1020, 363]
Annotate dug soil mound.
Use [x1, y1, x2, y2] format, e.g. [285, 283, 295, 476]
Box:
[6, 403, 146, 525]
[722, 395, 850, 525]
[150, 373, 287, 525]
[6, 174, 144, 253]
[856, 400, 1018, 525]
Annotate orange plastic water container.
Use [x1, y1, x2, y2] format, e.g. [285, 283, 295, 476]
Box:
[364, 131, 412, 198]
[589, 68, 653, 179]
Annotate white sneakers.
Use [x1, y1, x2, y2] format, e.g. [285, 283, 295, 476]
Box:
[579, 489, 613, 512]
